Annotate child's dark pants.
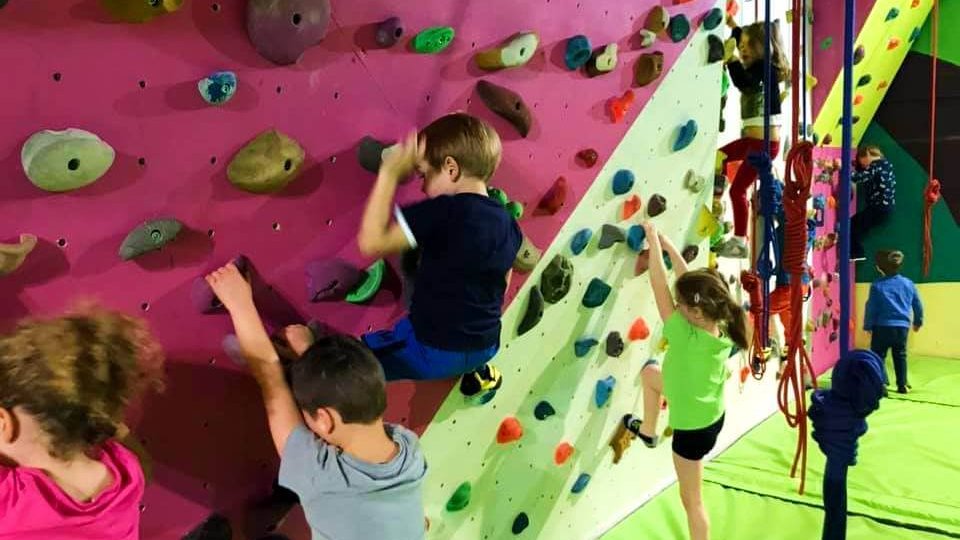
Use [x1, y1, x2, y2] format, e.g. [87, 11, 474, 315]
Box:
[870, 326, 909, 388]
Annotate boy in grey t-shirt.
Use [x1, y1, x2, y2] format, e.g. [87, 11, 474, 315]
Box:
[205, 263, 427, 540]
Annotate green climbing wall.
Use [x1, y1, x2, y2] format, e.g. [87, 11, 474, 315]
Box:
[419, 26, 782, 539]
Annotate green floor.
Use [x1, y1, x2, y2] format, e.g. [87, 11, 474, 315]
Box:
[603, 355, 960, 540]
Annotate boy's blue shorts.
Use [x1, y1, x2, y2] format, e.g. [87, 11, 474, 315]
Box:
[361, 318, 498, 381]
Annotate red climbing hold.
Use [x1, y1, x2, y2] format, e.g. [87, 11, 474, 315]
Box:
[726, 0, 739, 18]
[536, 176, 568, 216]
[886, 37, 901, 50]
[554, 442, 575, 465]
[608, 90, 635, 123]
[576, 148, 599, 168]
[629, 317, 650, 340]
[622, 195, 642, 220]
[739, 366, 751, 384]
[497, 417, 524, 444]
[634, 249, 651, 276]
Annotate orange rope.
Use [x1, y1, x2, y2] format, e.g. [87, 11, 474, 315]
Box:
[922, 0, 939, 276]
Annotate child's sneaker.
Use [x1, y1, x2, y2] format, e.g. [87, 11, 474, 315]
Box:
[717, 237, 749, 259]
[622, 414, 659, 448]
[896, 386, 909, 394]
[459, 364, 502, 403]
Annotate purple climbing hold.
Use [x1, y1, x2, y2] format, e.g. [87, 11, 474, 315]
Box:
[376, 17, 404, 48]
[305, 258, 363, 302]
[246, 0, 332, 65]
[192, 255, 251, 313]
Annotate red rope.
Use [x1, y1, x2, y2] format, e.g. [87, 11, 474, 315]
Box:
[923, 0, 940, 276]
[741, 270, 766, 378]
[778, 141, 816, 494]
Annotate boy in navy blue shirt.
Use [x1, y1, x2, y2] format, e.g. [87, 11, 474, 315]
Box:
[357, 113, 522, 400]
[851, 145, 896, 261]
[864, 250, 923, 394]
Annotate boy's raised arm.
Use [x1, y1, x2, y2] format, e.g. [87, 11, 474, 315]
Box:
[358, 132, 420, 258]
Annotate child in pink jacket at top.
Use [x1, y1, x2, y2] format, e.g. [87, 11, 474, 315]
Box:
[0, 307, 163, 540]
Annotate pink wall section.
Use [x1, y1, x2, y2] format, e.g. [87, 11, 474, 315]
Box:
[0, 0, 720, 537]
[812, 0, 876, 117]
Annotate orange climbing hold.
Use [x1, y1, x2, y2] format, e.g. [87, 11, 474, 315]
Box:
[622, 195, 642, 220]
[887, 37, 901, 50]
[554, 442, 575, 465]
[628, 317, 650, 340]
[497, 417, 524, 444]
[726, 0, 739, 18]
[608, 90, 636, 123]
[878, 80, 889, 90]
[853, 94, 864, 106]
[827, 196, 836, 209]
[739, 365, 751, 384]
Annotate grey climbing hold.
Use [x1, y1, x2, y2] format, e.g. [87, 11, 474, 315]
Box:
[21, 128, 115, 192]
[540, 254, 573, 304]
[575, 337, 599, 357]
[514, 235, 542, 272]
[517, 286, 545, 336]
[598, 224, 625, 250]
[685, 169, 706, 192]
[534, 401, 556, 420]
[358, 136, 393, 173]
[582, 278, 612, 308]
[198, 71, 237, 106]
[119, 218, 183, 260]
[376, 17, 403, 48]
[605, 331, 624, 357]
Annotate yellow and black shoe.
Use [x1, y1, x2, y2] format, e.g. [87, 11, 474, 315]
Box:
[459, 365, 502, 404]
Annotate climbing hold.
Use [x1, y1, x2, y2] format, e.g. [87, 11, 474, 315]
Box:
[629, 317, 650, 340]
[512, 513, 530, 535]
[475, 32, 539, 70]
[594, 376, 616, 408]
[574, 337, 599, 357]
[626, 225, 645, 252]
[246, 0, 331, 65]
[723, 37, 737, 63]
[0, 234, 37, 276]
[375, 17, 404, 48]
[726, 0, 739, 18]
[645, 6, 670, 35]
[582, 278, 612, 308]
[608, 90, 635, 123]
[357, 136, 394, 173]
[909, 27, 921, 42]
[856, 74, 871, 87]
[412, 26, 455, 54]
[807, 74, 819, 88]
[517, 287, 545, 336]
[534, 401, 556, 420]
[707, 34, 724, 63]
[197, 71, 237, 106]
[703, 7, 724, 30]
[476, 80, 532, 138]
[853, 45, 865, 64]
[586, 44, 618, 77]
[446, 482, 472, 512]
[505, 201, 524, 220]
[570, 228, 593, 256]
[877, 80, 889, 90]
[119, 218, 183, 261]
[885, 7, 899, 21]
[610, 420, 633, 464]
[673, 120, 698, 151]
[540, 254, 573, 303]
[668, 14, 690, 43]
[682, 245, 699, 262]
[100, 0, 182, 23]
[571, 473, 591, 494]
[886, 37, 901, 50]
[662, 251, 672, 270]
[684, 169, 706, 192]
[487, 186, 509, 207]
[514, 235, 542, 272]
[21, 128, 115, 192]
[636, 29, 657, 49]
[852, 115, 861, 125]
[647, 194, 667, 217]
[576, 148, 599, 167]
[345, 260, 386, 304]
[820, 37, 833, 50]
[612, 170, 635, 195]
[228, 129, 305, 193]
[536, 176, 568, 216]
[605, 332, 624, 357]
[305, 258, 363, 302]
[565, 35, 592, 70]
[554, 442, 575, 465]
[193, 255, 251, 312]
[635, 250, 651, 276]
[911, 0, 920, 6]
[496, 417, 523, 444]
[634, 51, 664, 87]
[622, 195, 642, 220]
[823, 133, 833, 146]
[853, 94, 864, 106]
[597, 224, 627, 249]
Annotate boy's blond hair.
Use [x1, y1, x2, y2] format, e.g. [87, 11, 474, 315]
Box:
[419, 113, 502, 182]
[857, 144, 884, 160]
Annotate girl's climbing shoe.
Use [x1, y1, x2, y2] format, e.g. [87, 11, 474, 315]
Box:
[717, 237, 749, 259]
[459, 365, 503, 404]
[623, 414, 659, 448]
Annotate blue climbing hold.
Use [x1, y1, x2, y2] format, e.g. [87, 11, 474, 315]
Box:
[198, 71, 237, 106]
[663, 250, 673, 270]
[673, 119, 698, 151]
[512, 512, 530, 534]
[582, 278, 612, 308]
[668, 14, 690, 43]
[574, 337, 599, 357]
[595, 376, 616, 408]
[909, 26, 921, 42]
[535, 401, 556, 420]
[702, 7, 724, 31]
[571, 473, 591, 494]
[626, 225, 645, 252]
[571, 228, 593, 255]
[565, 35, 592, 70]
[612, 169, 635, 195]
[885, 7, 899, 21]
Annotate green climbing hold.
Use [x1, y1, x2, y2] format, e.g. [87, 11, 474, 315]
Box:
[702, 7, 723, 31]
[446, 482, 472, 512]
[856, 74, 872, 87]
[412, 26, 455, 53]
[228, 129, 305, 193]
[820, 37, 833, 50]
[21, 128, 116, 192]
[487, 187, 509, 206]
[119, 218, 183, 261]
[534, 401, 556, 420]
[505, 201, 524, 220]
[885, 7, 899, 21]
[582, 278, 612, 308]
[345, 259, 385, 304]
[668, 14, 690, 43]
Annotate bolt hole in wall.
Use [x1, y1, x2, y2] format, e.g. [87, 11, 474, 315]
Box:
[138, 80, 146, 89]
[52, 72, 61, 81]
[67, 158, 80, 171]
[272, 222, 281, 231]
[292, 12, 302, 26]
[140, 302, 150, 312]
[210, 2, 220, 12]
[56, 238, 67, 248]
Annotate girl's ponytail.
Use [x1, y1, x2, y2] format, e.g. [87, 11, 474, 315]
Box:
[722, 296, 750, 351]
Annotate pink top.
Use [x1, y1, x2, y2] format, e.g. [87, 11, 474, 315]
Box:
[0, 441, 145, 540]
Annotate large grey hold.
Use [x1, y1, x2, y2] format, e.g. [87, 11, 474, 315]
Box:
[540, 254, 573, 304]
[119, 218, 183, 261]
[357, 136, 393, 173]
[598, 224, 625, 250]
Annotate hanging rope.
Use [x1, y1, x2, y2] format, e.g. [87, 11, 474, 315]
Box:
[922, 0, 940, 276]
[778, 141, 816, 494]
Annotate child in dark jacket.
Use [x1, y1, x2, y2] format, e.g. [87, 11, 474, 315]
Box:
[864, 250, 923, 393]
[851, 145, 896, 261]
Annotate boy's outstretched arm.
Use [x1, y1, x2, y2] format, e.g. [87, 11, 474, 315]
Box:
[358, 132, 421, 258]
[206, 264, 303, 456]
[643, 222, 676, 322]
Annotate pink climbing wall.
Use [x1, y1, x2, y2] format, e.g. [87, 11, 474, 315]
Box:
[0, 0, 718, 538]
[811, 0, 875, 117]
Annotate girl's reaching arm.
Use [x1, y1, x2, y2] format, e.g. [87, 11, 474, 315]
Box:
[643, 222, 676, 322]
[658, 232, 689, 277]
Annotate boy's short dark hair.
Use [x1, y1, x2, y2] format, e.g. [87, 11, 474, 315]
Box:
[876, 249, 904, 276]
[857, 144, 884, 160]
[289, 334, 387, 424]
[419, 113, 502, 182]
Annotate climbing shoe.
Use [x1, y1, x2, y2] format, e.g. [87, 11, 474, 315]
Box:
[623, 414, 659, 448]
[459, 364, 502, 403]
[717, 237, 749, 259]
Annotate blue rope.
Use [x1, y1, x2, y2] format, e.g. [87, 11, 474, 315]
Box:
[838, 0, 855, 355]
